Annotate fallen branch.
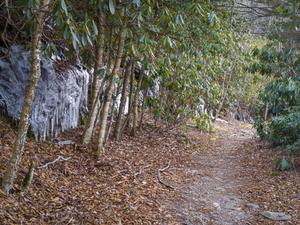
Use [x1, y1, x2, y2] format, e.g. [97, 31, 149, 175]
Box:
[157, 161, 175, 189]
[38, 156, 71, 169]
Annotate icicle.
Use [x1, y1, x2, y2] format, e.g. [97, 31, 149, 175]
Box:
[0, 45, 90, 140]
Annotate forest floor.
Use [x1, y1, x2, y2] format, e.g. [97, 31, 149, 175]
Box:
[0, 118, 299, 225]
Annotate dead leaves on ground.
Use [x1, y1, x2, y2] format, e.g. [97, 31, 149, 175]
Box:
[0, 120, 299, 224]
[0, 121, 191, 224]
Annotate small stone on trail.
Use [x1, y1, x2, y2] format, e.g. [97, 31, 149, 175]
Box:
[58, 140, 75, 145]
[260, 211, 291, 221]
[215, 187, 225, 192]
[216, 118, 229, 124]
[245, 203, 259, 210]
[213, 202, 221, 210]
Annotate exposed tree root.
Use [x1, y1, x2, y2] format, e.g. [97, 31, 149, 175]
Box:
[157, 161, 175, 190]
[38, 155, 71, 169]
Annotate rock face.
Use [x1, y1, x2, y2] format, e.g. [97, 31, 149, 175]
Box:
[0, 46, 90, 140]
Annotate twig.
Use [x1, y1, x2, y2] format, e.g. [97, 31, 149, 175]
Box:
[38, 155, 71, 169]
[157, 161, 175, 189]
[134, 164, 151, 178]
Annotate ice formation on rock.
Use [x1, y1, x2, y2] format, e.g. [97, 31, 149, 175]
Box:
[0, 46, 90, 140]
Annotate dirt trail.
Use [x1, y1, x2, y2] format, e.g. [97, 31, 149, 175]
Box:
[161, 121, 255, 225]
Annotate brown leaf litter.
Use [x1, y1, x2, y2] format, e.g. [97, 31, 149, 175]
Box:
[0, 119, 299, 224]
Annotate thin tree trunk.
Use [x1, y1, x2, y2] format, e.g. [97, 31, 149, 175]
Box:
[1, 0, 49, 193]
[91, 40, 115, 137]
[90, 15, 105, 106]
[139, 89, 147, 129]
[126, 65, 134, 129]
[157, 83, 165, 124]
[114, 59, 132, 140]
[22, 159, 35, 191]
[214, 71, 232, 121]
[131, 66, 144, 136]
[90, 77, 107, 136]
[96, 29, 125, 155]
[106, 27, 114, 71]
[104, 82, 122, 144]
[264, 102, 269, 120]
[82, 14, 105, 144]
[214, 74, 227, 121]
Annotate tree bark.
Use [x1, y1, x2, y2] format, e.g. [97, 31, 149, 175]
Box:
[264, 102, 269, 120]
[139, 89, 148, 129]
[96, 29, 125, 155]
[157, 83, 166, 124]
[1, 0, 49, 193]
[22, 159, 35, 192]
[90, 15, 105, 106]
[214, 71, 232, 121]
[82, 14, 105, 144]
[126, 65, 135, 129]
[90, 77, 107, 135]
[131, 66, 144, 136]
[114, 59, 132, 140]
[104, 82, 122, 144]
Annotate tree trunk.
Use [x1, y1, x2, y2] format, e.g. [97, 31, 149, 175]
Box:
[214, 71, 232, 121]
[96, 29, 125, 155]
[139, 89, 148, 129]
[104, 82, 122, 144]
[114, 59, 132, 140]
[82, 14, 105, 144]
[90, 77, 107, 136]
[264, 102, 269, 120]
[105, 27, 114, 71]
[214, 74, 227, 121]
[157, 83, 165, 124]
[22, 159, 35, 192]
[126, 65, 134, 129]
[131, 66, 144, 136]
[90, 15, 105, 106]
[1, 0, 49, 193]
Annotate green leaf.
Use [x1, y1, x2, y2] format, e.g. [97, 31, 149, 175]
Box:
[71, 30, 80, 53]
[191, 3, 204, 15]
[84, 24, 91, 36]
[72, 38, 78, 53]
[139, 35, 145, 44]
[63, 26, 69, 39]
[146, 45, 155, 59]
[81, 35, 87, 46]
[108, 0, 115, 15]
[92, 20, 98, 35]
[96, 67, 107, 78]
[208, 12, 218, 27]
[60, 0, 68, 15]
[176, 14, 185, 25]
[52, 0, 60, 14]
[129, 43, 137, 56]
[176, 15, 180, 25]
[179, 15, 185, 25]
[86, 33, 93, 46]
[133, 0, 141, 7]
